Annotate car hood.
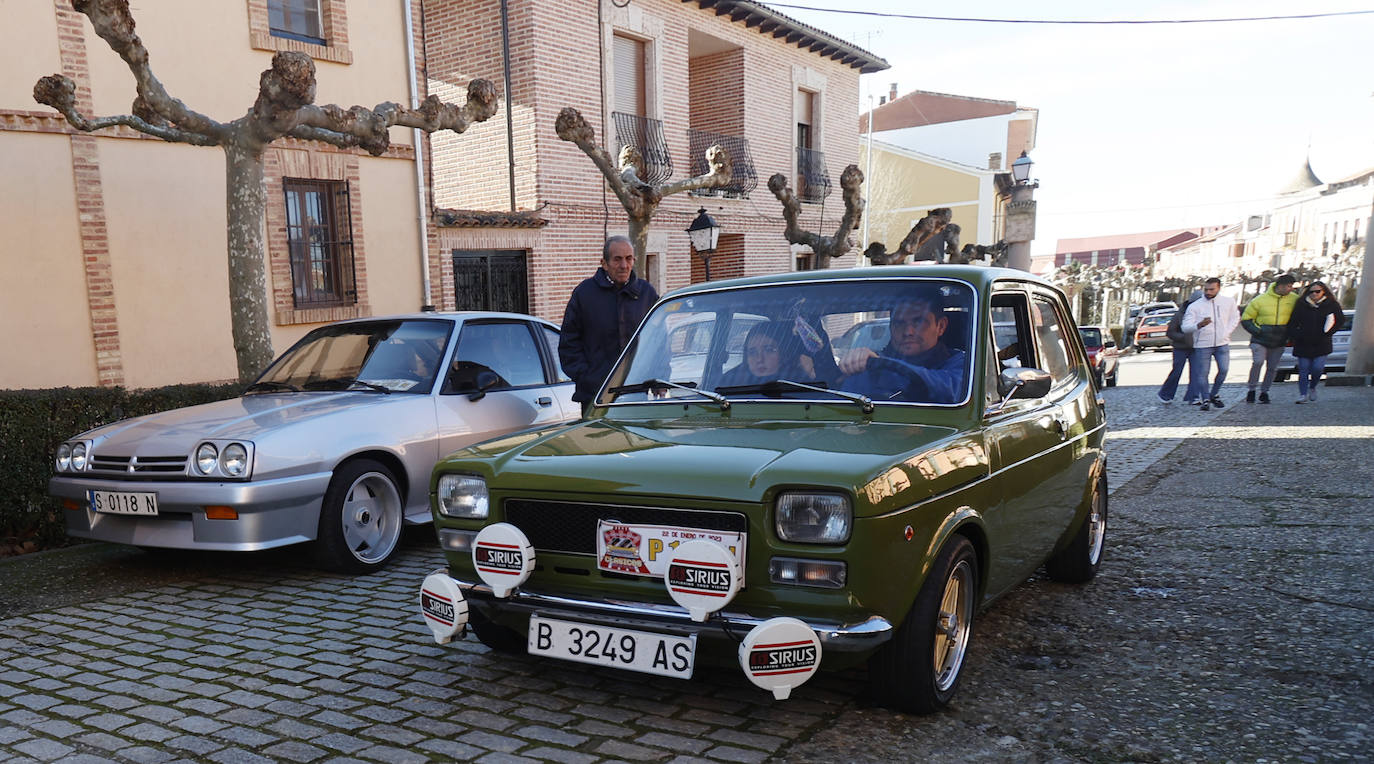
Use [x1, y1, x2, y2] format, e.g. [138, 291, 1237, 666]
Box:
[80, 393, 412, 454]
[446, 416, 988, 514]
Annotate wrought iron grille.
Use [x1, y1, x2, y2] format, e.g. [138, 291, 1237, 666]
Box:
[503, 499, 749, 555]
[687, 128, 757, 197]
[284, 179, 357, 308]
[795, 146, 832, 202]
[452, 250, 529, 314]
[612, 112, 674, 184]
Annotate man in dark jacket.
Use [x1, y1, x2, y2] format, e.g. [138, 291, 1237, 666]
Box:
[559, 236, 660, 414]
[1157, 290, 1202, 404]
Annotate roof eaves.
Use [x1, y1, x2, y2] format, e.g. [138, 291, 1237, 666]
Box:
[683, 0, 889, 73]
[434, 209, 548, 229]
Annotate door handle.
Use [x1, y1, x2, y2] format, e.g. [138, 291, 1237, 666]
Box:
[537, 396, 553, 406]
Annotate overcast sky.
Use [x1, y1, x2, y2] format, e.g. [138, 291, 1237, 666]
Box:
[761, 0, 1374, 255]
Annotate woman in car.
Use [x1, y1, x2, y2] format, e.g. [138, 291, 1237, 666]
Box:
[719, 322, 815, 387]
[1287, 281, 1344, 403]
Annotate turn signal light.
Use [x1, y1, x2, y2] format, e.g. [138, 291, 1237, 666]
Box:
[204, 506, 238, 520]
[62, 499, 82, 511]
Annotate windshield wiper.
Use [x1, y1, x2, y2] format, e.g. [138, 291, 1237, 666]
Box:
[716, 379, 874, 414]
[346, 379, 393, 394]
[608, 378, 730, 411]
[244, 380, 302, 394]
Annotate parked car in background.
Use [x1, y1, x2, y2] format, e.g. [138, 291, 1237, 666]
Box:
[50, 313, 578, 573]
[1133, 313, 1173, 351]
[1079, 325, 1119, 387]
[420, 266, 1107, 715]
[1276, 310, 1355, 382]
[1123, 301, 1177, 348]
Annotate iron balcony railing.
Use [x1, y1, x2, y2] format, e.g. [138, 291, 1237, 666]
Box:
[612, 112, 673, 185]
[796, 146, 832, 202]
[686, 127, 757, 197]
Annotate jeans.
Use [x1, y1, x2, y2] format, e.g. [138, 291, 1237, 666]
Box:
[1158, 347, 1200, 402]
[1297, 355, 1328, 397]
[1190, 344, 1230, 401]
[1247, 343, 1285, 393]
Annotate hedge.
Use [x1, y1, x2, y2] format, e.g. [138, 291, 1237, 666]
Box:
[0, 383, 242, 552]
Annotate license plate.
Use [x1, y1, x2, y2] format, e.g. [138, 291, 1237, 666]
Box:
[595, 520, 745, 579]
[528, 615, 695, 679]
[88, 489, 159, 516]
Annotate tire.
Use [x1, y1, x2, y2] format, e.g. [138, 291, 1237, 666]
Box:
[1105, 368, 1118, 387]
[1046, 474, 1107, 583]
[468, 608, 527, 654]
[1276, 372, 1290, 382]
[312, 458, 404, 574]
[868, 535, 978, 714]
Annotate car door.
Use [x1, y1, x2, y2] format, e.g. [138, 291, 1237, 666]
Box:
[435, 319, 573, 459]
[980, 286, 1076, 596]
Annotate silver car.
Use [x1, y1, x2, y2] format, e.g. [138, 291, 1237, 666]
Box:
[1276, 310, 1354, 382]
[50, 313, 577, 572]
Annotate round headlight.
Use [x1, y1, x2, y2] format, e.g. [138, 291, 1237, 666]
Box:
[71, 442, 88, 472]
[220, 443, 248, 477]
[56, 443, 72, 472]
[196, 443, 219, 475]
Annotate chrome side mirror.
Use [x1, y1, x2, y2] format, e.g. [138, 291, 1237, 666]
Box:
[994, 367, 1052, 411]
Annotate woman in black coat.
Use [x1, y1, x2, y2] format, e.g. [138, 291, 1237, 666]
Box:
[1286, 281, 1344, 403]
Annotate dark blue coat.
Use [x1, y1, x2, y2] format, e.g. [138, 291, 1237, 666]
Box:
[559, 268, 660, 403]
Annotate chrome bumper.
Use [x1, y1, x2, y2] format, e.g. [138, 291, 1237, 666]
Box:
[445, 570, 894, 653]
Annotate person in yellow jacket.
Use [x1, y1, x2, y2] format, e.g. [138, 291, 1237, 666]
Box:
[1239, 273, 1297, 403]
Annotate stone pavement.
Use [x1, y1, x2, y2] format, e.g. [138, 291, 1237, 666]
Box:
[1, 381, 1368, 763]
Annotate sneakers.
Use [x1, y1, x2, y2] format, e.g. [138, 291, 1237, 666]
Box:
[1210, 397, 1225, 408]
[1200, 401, 1210, 411]
[1246, 390, 1256, 403]
[1308, 387, 1318, 402]
[1158, 394, 1173, 405]
[1296, 397, 1307, 404]
[1259, 392, 1270, 404]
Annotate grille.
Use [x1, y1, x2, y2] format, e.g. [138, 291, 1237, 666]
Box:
[87, 454, 188, 478]
[504, 499, 748, 555]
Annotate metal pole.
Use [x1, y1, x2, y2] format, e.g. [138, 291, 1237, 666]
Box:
[1346, 209, 1374, 374]
[862, 92, 874, 250]
[500, 0, 516, 212]
[402, 0, 433, 309]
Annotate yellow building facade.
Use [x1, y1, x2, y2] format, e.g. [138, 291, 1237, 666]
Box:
[858, 140, 998, 258]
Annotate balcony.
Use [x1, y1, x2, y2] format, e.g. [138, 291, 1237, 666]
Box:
[612, 112, 673, 185]
[795, 146, 832, 202]
[687, 127, 757, 198]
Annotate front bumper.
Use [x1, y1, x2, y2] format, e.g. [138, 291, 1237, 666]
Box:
[49, 472, 332, 551]
[444, 569, 894, 654]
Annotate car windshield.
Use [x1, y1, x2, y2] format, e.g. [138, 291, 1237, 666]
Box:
[1142, 315, 1169, 327]
[1079, 328, 1103, 346]
[253, 319, 450, 394]
[602, 278, 976, 407]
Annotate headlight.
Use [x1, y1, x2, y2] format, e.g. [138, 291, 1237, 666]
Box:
[775, 492, 852, 544]
[437, 475, 489, 519]
[56, 443, 72, 472]
[220, 443, 248, 477]
[71, 442, 88, 472]
[195, 443, 219, 475]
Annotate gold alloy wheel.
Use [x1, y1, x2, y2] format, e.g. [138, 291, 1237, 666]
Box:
[933, 558, 974, 692]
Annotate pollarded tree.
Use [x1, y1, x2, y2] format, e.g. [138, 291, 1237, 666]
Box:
[555, 107, 732, 275]
[34, 0, 498, 382]
[767, 164, 865, 269]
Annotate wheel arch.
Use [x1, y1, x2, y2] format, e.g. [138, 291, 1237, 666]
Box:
[332, 449, 410, 505]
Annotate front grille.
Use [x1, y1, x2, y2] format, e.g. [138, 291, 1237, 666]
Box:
[87, 453, 188, 478]
[504, 499, 749, 555]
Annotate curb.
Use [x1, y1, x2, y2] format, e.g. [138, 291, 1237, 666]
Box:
[1326, 373, 1373, 387]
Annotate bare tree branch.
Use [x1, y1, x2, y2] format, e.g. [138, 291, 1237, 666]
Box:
[768, 164, 865, 269]
[555, 107, 633, 206]
[33, 74, 217, 145]
[661, 144, 732, 197]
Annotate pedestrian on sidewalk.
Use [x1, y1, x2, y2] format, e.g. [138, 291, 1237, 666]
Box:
[1157, 289, 1203, 405]
[1287, 280, 1343, 404]
[1181, 277, 1240, 411]
[1240, 273, 1297, 404]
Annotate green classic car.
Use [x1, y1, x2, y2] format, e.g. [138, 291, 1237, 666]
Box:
[419, 265, 1107, 714]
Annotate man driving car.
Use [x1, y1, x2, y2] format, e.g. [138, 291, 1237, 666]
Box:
[837, 288, 967, 403]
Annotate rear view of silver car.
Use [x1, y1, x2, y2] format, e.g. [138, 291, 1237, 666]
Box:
[50, 313, 577, 573]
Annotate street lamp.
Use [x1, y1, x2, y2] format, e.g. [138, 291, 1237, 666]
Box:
[1011, 150, 1033, 184]
[686, 207, 722, 280]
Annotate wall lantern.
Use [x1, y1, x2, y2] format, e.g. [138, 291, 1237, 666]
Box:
[686, 207, 722, 280]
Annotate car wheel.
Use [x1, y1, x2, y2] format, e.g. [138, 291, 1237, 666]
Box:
[468, 608, 527, 654]
[1276, 372, 1290, 382]
[868, 535, 978, 714]
[1105, 368, 1118, 387]
[1046, 473, 1107, 584]
[312, 458, 404, 574]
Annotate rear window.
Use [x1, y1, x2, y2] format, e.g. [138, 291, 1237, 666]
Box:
[1078, 328, 1103, 346]
[1141, 315, 1170, 327]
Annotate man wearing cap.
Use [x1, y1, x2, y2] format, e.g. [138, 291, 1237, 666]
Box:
[1239, 273, 1298, 404]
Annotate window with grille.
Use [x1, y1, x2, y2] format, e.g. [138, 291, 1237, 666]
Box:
[284, 179, 356, 308]
[269, 0, 324, 45]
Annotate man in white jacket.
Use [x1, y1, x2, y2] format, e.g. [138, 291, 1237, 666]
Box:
[1181, 277, 1240, 411]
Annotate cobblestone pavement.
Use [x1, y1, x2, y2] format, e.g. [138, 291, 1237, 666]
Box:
[2, 382, 1368, 763]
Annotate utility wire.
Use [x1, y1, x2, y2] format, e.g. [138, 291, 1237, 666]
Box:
[763, 3, 1374, 25]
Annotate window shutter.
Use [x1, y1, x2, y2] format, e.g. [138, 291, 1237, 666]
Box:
[795, 90, 814, 125]
[613, 35, 645, 117]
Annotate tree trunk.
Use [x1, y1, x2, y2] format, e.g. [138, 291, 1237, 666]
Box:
[627, 215, 650, 279]
[224, 143, 276, 382]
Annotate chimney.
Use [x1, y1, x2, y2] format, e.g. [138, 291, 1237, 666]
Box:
[988, 152, 1002, 170]
[878, 96, 886, 105]
[889, 82, 898, 102]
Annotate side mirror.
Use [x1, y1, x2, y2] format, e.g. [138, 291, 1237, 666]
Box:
[994, 367, 1052, 410]
[467, 371, 501, 401]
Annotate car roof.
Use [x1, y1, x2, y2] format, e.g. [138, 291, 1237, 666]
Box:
[326, 311, 556, 327]
[662, 264, 1056, 300]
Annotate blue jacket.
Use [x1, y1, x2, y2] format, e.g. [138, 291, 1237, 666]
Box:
[840, 342, 967, 404]
[559, 268, 660, 403]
